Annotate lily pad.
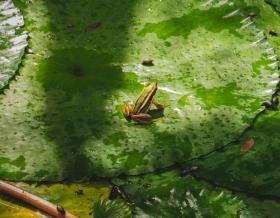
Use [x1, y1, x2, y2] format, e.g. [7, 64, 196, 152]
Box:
[0, 0, 27, 90]
[0, 0, 278, 181]
[113, 171, 280, 217]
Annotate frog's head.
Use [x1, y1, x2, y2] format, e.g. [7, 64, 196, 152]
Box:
[122, 102, 133, 120]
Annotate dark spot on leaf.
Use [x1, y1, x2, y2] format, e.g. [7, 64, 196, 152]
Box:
[269, 30, 278, 36]
[72, 66, 84, 77]
[66, 22, 74, 28]
[262, 96, 279, 110]
[85, 21, 102, 32]
[142, 59, 154, 66]
[75, 189, 84, 195]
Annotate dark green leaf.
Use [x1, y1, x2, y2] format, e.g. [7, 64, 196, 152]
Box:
[113, 171, 280, 217]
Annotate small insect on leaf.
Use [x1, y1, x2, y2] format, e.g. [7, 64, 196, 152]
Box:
[75, 189, 84, 195]
[240, 138, 255, 152]
[56, 205, 66, 215]
[109, 186, 123, 200]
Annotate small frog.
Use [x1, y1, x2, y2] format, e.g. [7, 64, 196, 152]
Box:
[122, 82, 166, 124]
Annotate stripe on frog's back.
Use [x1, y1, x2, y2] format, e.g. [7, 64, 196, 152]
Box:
[134, 82, 158, 114]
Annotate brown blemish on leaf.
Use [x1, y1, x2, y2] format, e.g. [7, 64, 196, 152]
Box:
[85, 22, 102, 32]
[142, 59, 154, 66]
[240, 138, 255, 152]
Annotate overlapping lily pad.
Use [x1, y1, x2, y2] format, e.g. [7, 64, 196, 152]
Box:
[0, 0, 27, 90]
[113, 171, 280, 217]
[0, 0, 278, 181]
[265, 0, 280, 12]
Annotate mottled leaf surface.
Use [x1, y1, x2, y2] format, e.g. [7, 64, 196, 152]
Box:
[188, 0, 280, 198]
[0, 0, 278, 180]
[191, 109, 280, 197]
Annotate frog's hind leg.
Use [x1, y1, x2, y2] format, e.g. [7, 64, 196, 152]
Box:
[131, 113, 153, 124]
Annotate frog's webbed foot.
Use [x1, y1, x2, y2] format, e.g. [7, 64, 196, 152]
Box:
[131, 113, 153, 124]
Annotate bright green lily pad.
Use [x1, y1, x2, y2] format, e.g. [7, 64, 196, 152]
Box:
[0, 0, 27, 90]
[187, 0, 280, 198]
[113, 171, 280, 217]
[0, 0, 278, 180]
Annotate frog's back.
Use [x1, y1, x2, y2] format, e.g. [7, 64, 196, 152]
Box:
[134, 82, 157, 114]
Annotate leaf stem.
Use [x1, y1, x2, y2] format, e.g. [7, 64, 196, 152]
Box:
[0, 180, 76, 218]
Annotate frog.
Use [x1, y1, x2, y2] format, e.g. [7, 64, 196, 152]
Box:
[122, 82, 167, 124]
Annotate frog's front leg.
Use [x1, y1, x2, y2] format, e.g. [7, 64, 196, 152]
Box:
[131, 113, 153, 124]
[152, 100, 168, 111]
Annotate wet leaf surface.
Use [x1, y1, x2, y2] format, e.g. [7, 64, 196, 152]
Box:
[0, 0, 280, 217]
[0, 0, 278, 180]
